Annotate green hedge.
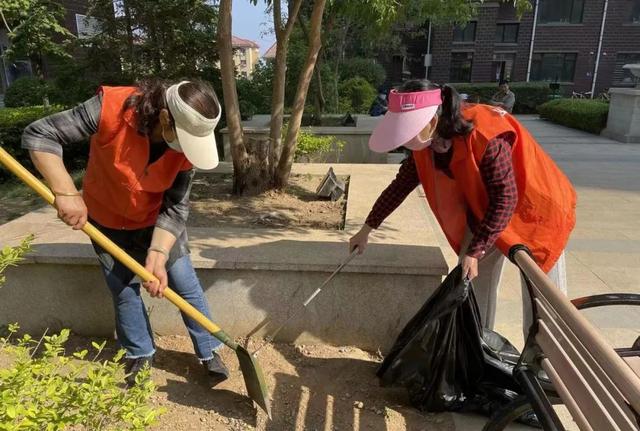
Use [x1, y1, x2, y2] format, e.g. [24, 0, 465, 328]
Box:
[0, 106, 89, 183]
[537, 99, 609, 134]
[4, 77, 55, 108]
[451, 82, 551, 114]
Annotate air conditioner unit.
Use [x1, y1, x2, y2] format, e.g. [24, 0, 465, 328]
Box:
[424, 54, 433, 67]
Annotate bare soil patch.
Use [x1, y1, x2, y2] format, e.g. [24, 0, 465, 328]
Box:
[189, 174, 348, 231]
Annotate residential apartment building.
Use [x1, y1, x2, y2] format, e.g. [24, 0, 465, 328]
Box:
[386, 0, 640, 94]
[232, 36, 260, 78]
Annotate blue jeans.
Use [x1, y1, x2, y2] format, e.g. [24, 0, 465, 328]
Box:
[99, 254, 222, 359]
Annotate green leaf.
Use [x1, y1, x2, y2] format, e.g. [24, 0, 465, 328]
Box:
[6, 405, 17, 419]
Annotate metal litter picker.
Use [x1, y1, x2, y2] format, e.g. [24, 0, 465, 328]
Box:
[252, 249, 359, 356]
[0, 147, 271, 417]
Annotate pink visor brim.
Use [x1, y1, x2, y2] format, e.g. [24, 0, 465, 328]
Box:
[368, 105, 439, 153]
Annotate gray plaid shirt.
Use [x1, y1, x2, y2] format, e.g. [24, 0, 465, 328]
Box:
[21, 94, 193, 259]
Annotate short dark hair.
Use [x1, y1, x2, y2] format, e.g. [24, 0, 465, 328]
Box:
[499, 79, 510, 86]
[398, 79, 474, 139]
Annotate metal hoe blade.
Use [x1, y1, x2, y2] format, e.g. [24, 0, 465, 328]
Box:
[236, 345, 271, 418]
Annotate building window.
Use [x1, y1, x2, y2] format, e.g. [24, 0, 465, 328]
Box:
[613, 53, 640, 86]
[492, 53, 516, 82]
[495, 23, 519, 43]
[531, 53, 577, 82]
[453, 22, 477, 43]
[539, 0, 584, 24]
[450, 52, 473, 82]
[630, 0, 640, 23]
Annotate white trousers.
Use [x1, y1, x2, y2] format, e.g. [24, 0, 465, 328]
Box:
[458, 229, 567, 337]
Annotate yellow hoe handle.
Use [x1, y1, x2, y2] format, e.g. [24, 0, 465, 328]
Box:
[0, 147, 237, 347]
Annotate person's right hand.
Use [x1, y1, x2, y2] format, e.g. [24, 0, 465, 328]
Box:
[54, 195, 88, 230]
[349, 225, 372, 254]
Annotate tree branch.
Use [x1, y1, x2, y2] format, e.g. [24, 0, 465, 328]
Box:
[283, 0, 303, 38]
[272, 0, 283, 37]
[0, 9, 13, 33]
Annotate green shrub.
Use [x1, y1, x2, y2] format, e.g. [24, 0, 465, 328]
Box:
[282, 124, 345, 162]
[340, 58, 386, 88]
[295, 129, 345, 162]
[338, 77, 377, 114]
[538, 99, 609, 134]
[4, 77, 55, 108]
[0, 325, 162, 430]
[0, 106, 90, 183]
[0, 235, 32, 288]
[239, 99, 257, 121]
[0, 237, 161, 429]
[451, 82, 551, 114]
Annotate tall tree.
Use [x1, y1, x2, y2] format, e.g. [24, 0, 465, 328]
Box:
[0, 0, 74, 78]
[86, 0, 219, 80]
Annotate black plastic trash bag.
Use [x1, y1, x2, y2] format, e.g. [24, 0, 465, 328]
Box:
[377, 265, 540, 427]
[377, 265, 484, 411]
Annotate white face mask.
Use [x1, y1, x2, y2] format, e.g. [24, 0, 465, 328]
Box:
[404, 135, 433, 151]
[163, 126, 182, 152]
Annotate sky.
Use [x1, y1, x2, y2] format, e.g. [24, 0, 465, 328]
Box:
[231, 0, 276, 55]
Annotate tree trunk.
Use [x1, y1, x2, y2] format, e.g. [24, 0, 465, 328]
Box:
[217, 0, 253, 195]
[123, 0, 136, 76]
[30, 52, 45, 80]
[298, 14, 325, 124]
[334, 19, 351, 113]
[148, 10, 162, 74]
[268, 0, 303, 178]
[268, 38, 288, 177]
[275, 0, 327, 189]
[313, 60, 325, 124]
[242, 138, 272, 196]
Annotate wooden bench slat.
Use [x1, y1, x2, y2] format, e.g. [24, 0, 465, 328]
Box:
[540, 357, 593, 431]
[514, 250, 640, 413]
[532, 291, 631, 409]
[537, 321, 627, 431]
[535, 299, 638, 429]
[625, 357, 640, 379]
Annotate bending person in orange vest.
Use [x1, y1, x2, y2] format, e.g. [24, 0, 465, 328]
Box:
[349, 79, 576, 335]
[22, 80, 229, 387]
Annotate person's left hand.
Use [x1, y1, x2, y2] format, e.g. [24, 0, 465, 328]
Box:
[461, 255, 479, 282]
[143, 251, 168, 298]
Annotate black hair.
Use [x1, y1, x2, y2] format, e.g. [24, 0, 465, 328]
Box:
[123, 79, 220, 136]
[399, 79, 474, 140]
[499, 79, 510, 86]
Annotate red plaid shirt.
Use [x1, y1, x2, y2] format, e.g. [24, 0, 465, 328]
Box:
[365, 133, 518, 259]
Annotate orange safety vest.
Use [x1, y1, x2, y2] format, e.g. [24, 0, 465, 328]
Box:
[413, 104, 576, 272]
[83, 86, 192, 230]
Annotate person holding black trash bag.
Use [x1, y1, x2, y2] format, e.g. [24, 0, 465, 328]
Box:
[349, 79, 576, 335]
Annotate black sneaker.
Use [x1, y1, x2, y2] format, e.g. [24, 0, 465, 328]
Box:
[124, 356, 153, 388]
[202, 352, 229, 387]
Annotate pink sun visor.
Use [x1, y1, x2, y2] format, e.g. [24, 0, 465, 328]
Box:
[369, 88, 442, 153]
